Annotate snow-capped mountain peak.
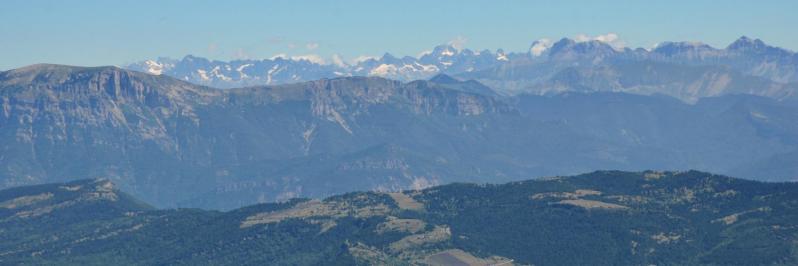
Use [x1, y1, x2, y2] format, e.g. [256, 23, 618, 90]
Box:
[125, 36, 798, 90]
[530, 39, 554, 56]
[144, 60, 165, 75]
[496, 49, 508, 61]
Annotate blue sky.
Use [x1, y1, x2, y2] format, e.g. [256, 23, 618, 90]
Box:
[1, 0, 797, 70]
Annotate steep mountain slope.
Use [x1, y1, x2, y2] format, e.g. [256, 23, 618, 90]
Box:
[0, 65, 518, 209]
[2, 64, 798, 209]
[0, 64, 220, 190]
[2, 171, 797, 265]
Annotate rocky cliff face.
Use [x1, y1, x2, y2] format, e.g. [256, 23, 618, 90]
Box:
[0, 65, 510, 209]
[0, 65, 214, 190]
[2, 64, 798, 209]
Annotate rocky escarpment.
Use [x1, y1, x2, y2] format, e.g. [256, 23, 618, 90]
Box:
[0, 65, 510, 208]
[226, 76, 509, 118]
[3, 64, 798, 210]
[0, 64, 218, 148]
[0, 65, 221, 191]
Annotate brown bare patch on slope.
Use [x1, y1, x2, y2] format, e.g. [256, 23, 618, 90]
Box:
[557, 199, 629, 210]
[426, 249, 514, 266]
[240, 199, 391, 228]
[0, 193, 53, 209]
[387, 192, 425, 211]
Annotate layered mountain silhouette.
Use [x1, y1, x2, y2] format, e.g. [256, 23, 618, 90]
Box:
[2, 64, 798, 209]
[129, 37, 798, 103]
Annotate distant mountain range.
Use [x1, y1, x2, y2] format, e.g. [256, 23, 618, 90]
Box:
[3, 171, 798, 265]
[127, 36, 798, 102]
[2, 64, 798, 209]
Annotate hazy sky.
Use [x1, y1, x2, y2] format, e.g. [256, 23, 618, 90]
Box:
[2, 0, 797, 70]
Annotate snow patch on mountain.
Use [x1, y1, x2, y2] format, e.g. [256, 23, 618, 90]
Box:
[125, 35, 798, 90]
[530, 39, 553, 56]
[144, 60, 167, 75]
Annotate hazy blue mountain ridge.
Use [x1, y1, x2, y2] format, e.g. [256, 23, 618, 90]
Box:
[2, 64, 798, 209]
[128, 36, 798, 102]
